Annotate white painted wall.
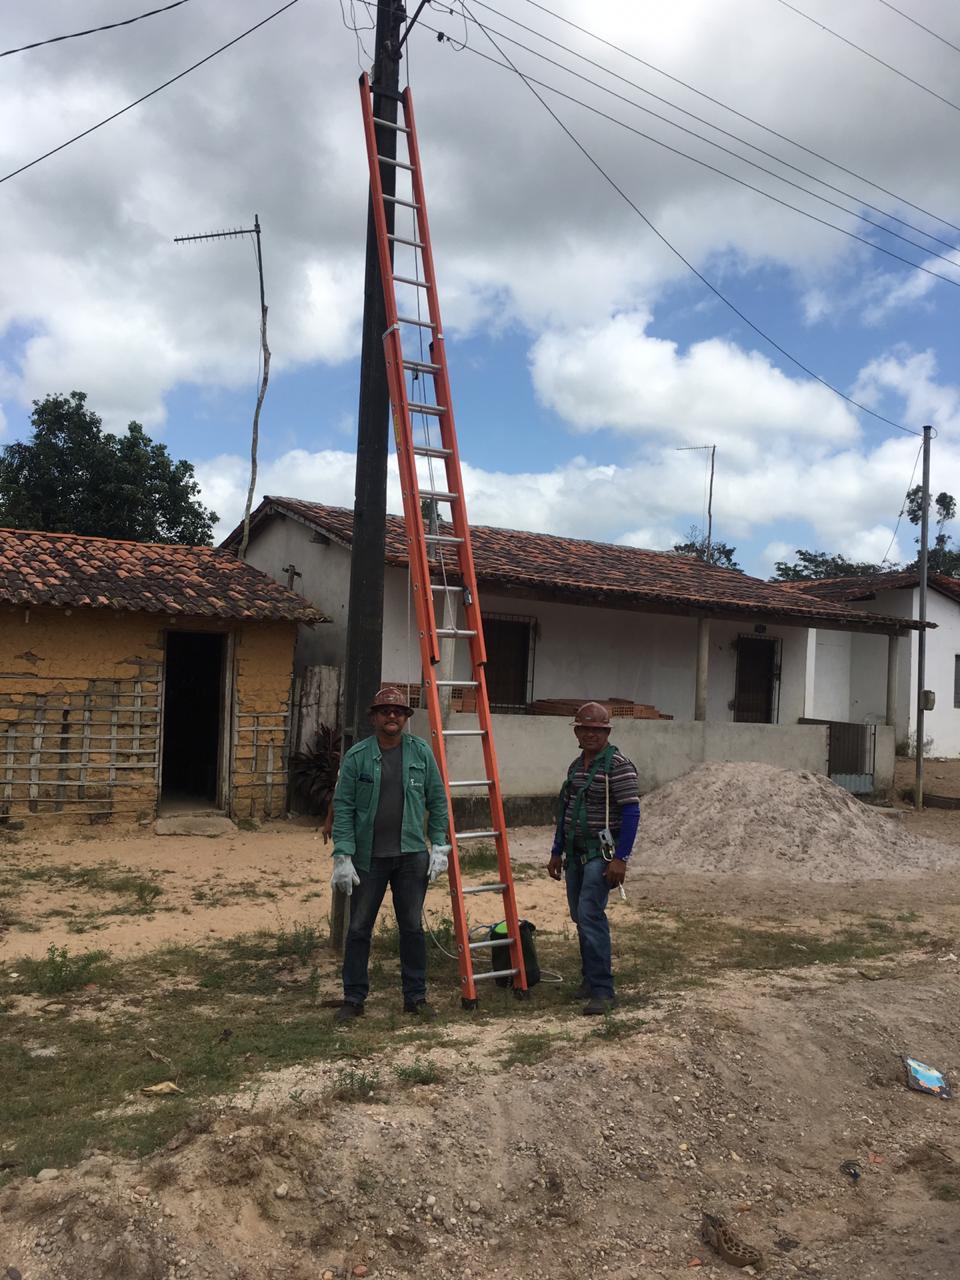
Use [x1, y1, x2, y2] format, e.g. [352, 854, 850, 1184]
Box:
[907, 587, 960, 756]
[246, 512, 815, 725]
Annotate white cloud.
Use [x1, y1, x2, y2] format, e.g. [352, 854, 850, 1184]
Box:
[529, 311, 860, 457]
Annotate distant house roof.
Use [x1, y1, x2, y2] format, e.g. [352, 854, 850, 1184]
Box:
[0, 527, 325, 623]
[225, 497, 919, 635]
[788, 570, 960, 608]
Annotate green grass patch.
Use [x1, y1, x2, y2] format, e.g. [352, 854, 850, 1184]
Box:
[274, 921, 321, 964]
[393, 1058, 444, 1085]
[332, 1067, 381, 1100]
[933, 1183, 960, 1202]
[500, 1030, 570, 1067]
[16, 944, 113, 995]
[457, 843, 501, 875]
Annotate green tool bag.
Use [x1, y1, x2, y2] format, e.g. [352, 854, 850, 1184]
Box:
[488, 919, 541, 988]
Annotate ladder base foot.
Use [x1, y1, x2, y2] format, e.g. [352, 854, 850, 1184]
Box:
[461, 996, 479, 1011]
[512, 986, 531, 1001]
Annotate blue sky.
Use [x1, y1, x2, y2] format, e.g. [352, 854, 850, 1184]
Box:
[1, 0, 959, 577]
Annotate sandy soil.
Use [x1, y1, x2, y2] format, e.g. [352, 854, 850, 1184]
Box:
[3, 763, 960, 1279]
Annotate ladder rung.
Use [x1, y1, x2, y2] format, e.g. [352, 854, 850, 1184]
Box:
[397, 314, 436, 328]
[474, 968, 519, 982]
[463, 882, 507, 895]
[373, 116, 411, 132]
[383, 195, 420, 209]
[436, 678, 475, 686]
[413, 445, 452, 458]
[408, 401, 446, 416]
[443, 729, 486, 737]
[469, 937, 514, 951]
[429, 562, 462, 570]
[456, 829, 498, 841]
[404, 359, 440, 372]
[388, 234, 425, 248]
[436, 627, 475, 637]
[447, 778, 492, 787]
[378, 155, 414, 170]
[425, 534, 463, 545]
[394, 274, 430, 288]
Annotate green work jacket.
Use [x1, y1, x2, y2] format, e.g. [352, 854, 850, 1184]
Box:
[331, 733, 448, 872]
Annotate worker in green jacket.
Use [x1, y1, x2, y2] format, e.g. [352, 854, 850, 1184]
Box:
[331, 686, 450, 1022]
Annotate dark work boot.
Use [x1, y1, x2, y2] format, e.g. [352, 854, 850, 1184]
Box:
[334, 1001, 364, 1024]
[403, 999, 436, 1021]
[582, 995, 617, 1016]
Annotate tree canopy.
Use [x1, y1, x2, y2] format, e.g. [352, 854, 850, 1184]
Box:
[0, 392, 216, 545]
[672, 525, 742, 572]
[772, 488, 960, 580]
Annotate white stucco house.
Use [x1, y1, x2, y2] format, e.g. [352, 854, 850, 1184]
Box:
[792, 570, 960, 757]
[225, 498, 921, 799]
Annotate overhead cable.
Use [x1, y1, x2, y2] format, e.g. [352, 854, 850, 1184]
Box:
[0, 0, 302, 187]
[397, 12, 960, 291]
[455, 2, 919, 437]
[873, 0, 960, 57]
[516, 0, 960, 236]
[430, 4, 960, 274]
[880, 441, 925, 568]
[465, 0, 959, 255]
[0, 0, 193, 58]
[773, 0, 960, 115]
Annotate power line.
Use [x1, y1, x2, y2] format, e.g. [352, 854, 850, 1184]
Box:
[0, 0, 302, 187]
[465, 0, 959, 255]
[431, 4, 960, 277]
[0, 0, 194, 58]
[399, 12, 960, 291]
[455, 2, 919, 437]
[773, 0, 960, 115]
[873, 0, 960, 57]
[880, 441, 925, 567]
[516, 0, 960, 237]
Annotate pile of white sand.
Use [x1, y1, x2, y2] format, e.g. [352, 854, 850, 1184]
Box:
[637, 762, 958, 881]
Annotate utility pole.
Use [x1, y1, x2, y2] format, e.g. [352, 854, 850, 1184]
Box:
[915, 424, 932, 811]
[174, 215, 270, 560]
[341, 0, 406, 751]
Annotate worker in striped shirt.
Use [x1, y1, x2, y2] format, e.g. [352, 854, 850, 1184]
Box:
[548, 702, 640, 1015]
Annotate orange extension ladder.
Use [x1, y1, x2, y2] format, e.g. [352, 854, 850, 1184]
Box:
[359, 72, 528, 1008]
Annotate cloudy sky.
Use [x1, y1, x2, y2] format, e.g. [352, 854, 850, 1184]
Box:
[1, 0, 959, 575]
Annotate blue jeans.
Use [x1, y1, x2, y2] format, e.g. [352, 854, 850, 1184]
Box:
[565, 855, 613, 999]
[342, 850, 429, 1005]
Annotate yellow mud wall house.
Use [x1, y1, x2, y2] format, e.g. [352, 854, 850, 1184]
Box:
[0, 529, 324, 826]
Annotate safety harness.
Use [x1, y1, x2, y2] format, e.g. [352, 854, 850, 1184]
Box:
[558, 743, 615, 864]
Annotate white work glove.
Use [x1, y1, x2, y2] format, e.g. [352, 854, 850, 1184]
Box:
[331, 854, 360, 896]
[428, 844, 451, 882]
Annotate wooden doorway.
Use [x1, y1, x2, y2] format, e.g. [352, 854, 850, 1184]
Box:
[733, 635, 779, 723]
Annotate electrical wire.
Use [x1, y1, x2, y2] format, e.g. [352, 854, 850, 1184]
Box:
[0, 0, 303, 187]
[879, 441, 925, 568]
[515, 0, 960, 237]
[419, 5, 960, 281]
[0, 0, 193, 58]
[454, 2, 920, 437]
[773, 0, 960, 115]
[873, 0, 960, 57]
[463, 0, 960, 257]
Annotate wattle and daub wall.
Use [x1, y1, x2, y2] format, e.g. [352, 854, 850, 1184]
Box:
[0, 607, 297, 825]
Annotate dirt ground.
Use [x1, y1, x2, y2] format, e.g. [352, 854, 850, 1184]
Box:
[2, 765, 960, 1279]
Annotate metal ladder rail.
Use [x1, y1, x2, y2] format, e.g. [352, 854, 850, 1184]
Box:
[359, 73, 527, 1004]
[403, 86, 528, 1001]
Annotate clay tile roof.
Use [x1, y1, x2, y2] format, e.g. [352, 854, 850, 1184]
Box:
[788, 570, 960, 607]
[226, 498, 919, 633]
[0, 527, 325, 623]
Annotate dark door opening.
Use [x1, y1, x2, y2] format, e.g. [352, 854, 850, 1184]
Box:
[161, 631, 226, 810]
[482, 615, 532, 712]
[733, 635, 778, 723]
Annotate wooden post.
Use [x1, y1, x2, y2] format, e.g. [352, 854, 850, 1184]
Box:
[695, 618, 710, 722]
[886, 633, 900, 729]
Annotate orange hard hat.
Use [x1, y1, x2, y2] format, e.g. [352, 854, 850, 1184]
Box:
[369, 686, 415, 716]
[573, 701, 611, 730]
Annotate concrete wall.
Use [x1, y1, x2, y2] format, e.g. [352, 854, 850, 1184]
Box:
[408, 710, 832, 797]
[0, 605, 297, 826]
